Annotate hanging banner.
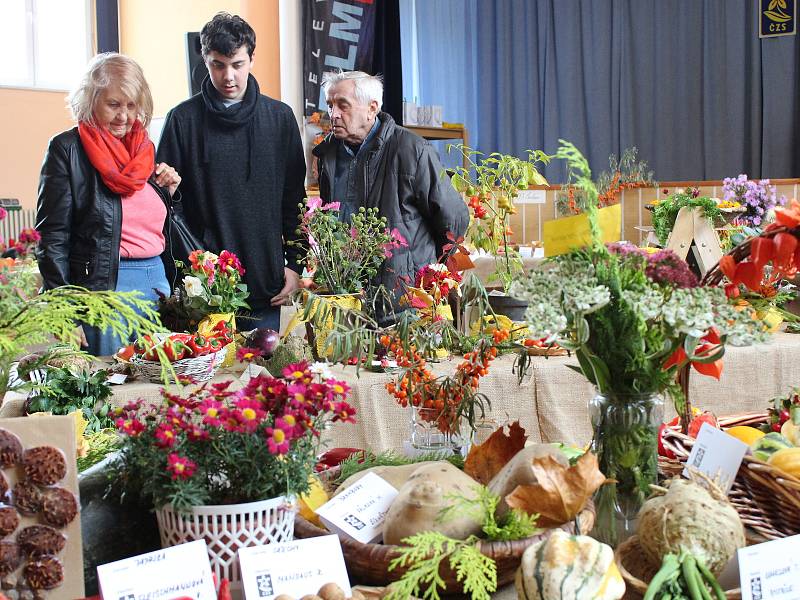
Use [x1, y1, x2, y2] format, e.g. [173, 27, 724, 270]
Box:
[302, 0, 378, 183]
[303, 0, 377, 117]
[760, 0, 796, 37]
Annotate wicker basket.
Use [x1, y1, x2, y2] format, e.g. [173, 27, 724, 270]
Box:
[659, 416, 800, 540]
[294, 502, 595, 595]
[615, 536, 741, 599]
[130, 343, 229, 383]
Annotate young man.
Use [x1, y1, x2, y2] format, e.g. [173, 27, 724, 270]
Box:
[313, 71, 468, 306]
[157, 12, 305, 331]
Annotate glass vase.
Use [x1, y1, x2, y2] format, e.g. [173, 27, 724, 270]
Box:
[409, 405, 469, 455]
[588, 390, 664, 547]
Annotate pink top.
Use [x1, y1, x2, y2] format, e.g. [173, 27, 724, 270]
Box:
[119, 184, 167, 259]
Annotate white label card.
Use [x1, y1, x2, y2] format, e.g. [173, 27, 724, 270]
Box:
[239, 535, 351, 600]
[106, 373, 128, 385]
[515, 190, 546, 204]
[682, 423, 749, 493]
[738, 534, 800, 599]
[97, 539, 217, 600]
[239, 363, 269, 383]
[315, 471, 398, 544]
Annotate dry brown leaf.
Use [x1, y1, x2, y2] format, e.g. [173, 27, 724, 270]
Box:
[463, 421, 527, 484]
[505, 452, 606, 527]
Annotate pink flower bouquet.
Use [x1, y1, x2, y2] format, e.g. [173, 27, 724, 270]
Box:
[294, 197, 407, 294]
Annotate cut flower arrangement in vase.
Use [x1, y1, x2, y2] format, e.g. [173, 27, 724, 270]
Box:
[289, 197, 408, 358]
[510, 140, 769, 545]
[293, 197, 408, 295]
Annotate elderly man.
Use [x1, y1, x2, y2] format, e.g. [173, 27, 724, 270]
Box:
[313, 71, 468, 302]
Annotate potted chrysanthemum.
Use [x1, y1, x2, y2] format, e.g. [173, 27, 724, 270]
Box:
[110, 361, 356, 592]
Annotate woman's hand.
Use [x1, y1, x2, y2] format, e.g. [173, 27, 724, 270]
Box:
[154, 162, 181, 196]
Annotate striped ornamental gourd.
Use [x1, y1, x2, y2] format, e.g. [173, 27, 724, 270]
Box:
[515, 530, 625, 600]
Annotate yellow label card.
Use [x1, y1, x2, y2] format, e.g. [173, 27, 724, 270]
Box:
[543, 204, 622, 257]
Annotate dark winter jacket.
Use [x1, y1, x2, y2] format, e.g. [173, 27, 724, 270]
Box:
[35, 127, 178, 291]
[313, 112, 468, 296]
[156, 76, 306, 310]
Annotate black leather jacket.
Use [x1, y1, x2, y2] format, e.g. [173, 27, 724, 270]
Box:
[36, 127, 178, 292]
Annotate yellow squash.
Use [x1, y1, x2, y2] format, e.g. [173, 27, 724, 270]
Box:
[780, 419, 800, 446]
[725, 426, 765, 446]
[767, 447, 800, 479]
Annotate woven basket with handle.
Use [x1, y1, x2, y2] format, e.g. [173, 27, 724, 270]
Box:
[666, 224, 800, 539]
[294, 502, 595, 594]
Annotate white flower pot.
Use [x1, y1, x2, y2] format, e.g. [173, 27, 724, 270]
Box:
[156, 496, 296, 596]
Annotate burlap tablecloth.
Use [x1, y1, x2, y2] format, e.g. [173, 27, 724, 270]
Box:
[3, 333, 798, 451]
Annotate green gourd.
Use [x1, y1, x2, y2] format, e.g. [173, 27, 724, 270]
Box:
[515, 530, 625, 600]
[751, 432, 793, 462]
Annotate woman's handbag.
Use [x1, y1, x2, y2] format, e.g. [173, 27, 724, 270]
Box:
[165, 192, 203, 268]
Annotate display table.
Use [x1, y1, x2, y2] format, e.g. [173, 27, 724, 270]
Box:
[5, 333, 796, 452]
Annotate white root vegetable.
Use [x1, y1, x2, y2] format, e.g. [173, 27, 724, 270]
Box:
[382, 461, 482, 544]
[637, 477, 745, 576]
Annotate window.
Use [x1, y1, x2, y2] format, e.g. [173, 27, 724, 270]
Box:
[0, 0, 92, 90]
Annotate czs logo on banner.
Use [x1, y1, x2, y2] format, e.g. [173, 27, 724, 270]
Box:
[760, 0, 796, 37]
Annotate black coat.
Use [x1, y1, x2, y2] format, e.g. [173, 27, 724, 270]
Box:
[313, 112, 469, 295]
[156, 87, 306, 310]
[35, 127, 177, 292]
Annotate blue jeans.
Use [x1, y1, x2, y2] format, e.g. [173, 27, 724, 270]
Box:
[238, 305, 281, 332]
[83, 256, 169, 357]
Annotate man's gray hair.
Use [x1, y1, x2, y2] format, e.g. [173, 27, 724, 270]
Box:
[321, 71, 383, 110]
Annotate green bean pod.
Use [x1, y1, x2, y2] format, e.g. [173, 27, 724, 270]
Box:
[695, 559, 727, 600]
[645, 554, 682, 600]
[681, 555, 705, 600]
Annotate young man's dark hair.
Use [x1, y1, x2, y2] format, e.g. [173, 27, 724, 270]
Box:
[200, 12, 256, 58]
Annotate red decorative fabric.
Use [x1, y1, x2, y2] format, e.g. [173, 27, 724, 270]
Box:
[78, 120, 154, 195]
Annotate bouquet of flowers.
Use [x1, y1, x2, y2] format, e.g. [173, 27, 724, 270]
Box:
[178, 250, 250, 315]
[717, 197, 800, 332]
[295, 198, 407, 294]
[722, 174, 785, 228]
[509, 141, 769, 544]
[111, 361, 356, 512]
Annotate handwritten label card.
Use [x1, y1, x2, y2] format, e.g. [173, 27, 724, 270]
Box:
[515, 190, 546, 204]
[97, 539, 217, 600]
[738, 534, 800, 599]
[315, 471, 398, 544]
[682, 423, 749, 492]
[239, 535, 351, 600]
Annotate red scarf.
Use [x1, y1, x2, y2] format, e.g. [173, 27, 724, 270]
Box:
[78, 120, 154, 195]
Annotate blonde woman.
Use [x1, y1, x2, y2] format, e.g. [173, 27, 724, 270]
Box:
[36, 53, 181, 356]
